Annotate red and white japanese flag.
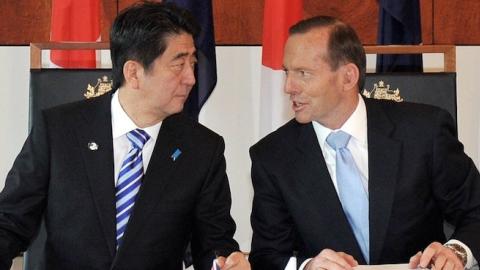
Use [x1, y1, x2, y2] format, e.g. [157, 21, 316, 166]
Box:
[260, 0, 303, 136]
[50, 0, 101, 68]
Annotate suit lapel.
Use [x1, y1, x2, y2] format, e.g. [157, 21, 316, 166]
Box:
[293, 123, 366, 263]
[365, 99, 402, 264]
[75, 94, 117, 258]
[116, 114, 188, 255]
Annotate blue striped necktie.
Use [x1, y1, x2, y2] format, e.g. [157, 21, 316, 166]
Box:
[116, 129, 150, 248]
[326, 130, 369, 263]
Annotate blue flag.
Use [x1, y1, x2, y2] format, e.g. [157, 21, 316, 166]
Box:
[376, 0, 423, 72]
[167, 0, 217, 120]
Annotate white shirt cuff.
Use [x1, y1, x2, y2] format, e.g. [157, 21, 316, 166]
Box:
[298, 258, 312, 270]
[284, 257, 312, 270]
[446, 239, 478, 269]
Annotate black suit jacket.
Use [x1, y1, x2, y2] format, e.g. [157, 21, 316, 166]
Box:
[249, 98, 480, 269]
[0, 93, 239, 270]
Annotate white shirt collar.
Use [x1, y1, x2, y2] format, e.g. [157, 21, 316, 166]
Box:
[111, 90, 162, 141]
[312, 94, 367, 147]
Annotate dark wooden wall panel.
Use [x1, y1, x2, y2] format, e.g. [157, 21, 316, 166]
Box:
[304, 0, 378, 45]
[101, 1, 118, 41]
[213, 0, 263, 45]
[0, 0, 51, 45]
[434, 0, 480, 44]
[0, 0, 116, 45]
[118, 0, 137, 12]
[421, 0, 433, 44]
[0, 0, 478, 45]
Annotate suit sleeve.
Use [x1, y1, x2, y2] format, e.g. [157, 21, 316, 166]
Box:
[249, 146, 301, 270]
[191, 137, 239, 270]
[431, 109, 480, 260]
[0, 112, 49, 269]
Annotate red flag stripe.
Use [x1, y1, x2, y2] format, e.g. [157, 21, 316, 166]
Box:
[261, 0, 303, 70]
[50, 0, 101, 68]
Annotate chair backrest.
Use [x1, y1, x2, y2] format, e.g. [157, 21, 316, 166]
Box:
[362, 45, 457, 130]
[26, 43, 112, 270]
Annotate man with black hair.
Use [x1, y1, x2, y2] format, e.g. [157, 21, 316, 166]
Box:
[249, 16, 480, 270]
[0, 2, 249, 270]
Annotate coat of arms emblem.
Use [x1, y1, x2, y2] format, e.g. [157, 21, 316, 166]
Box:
[362, 80, 403, 102]
[84, 76, 113, 99]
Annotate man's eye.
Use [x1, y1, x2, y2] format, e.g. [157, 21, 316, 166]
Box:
[172, 62, 184, 70]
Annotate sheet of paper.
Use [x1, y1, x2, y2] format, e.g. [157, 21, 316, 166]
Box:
[355, 264, 428, 270]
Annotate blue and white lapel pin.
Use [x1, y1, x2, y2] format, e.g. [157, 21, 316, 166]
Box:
[171, 148, 182, 161]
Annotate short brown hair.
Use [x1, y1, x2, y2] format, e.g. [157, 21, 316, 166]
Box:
[289, 16, 366, 90]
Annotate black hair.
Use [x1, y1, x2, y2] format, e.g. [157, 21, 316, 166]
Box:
[110, 1, 199, 89]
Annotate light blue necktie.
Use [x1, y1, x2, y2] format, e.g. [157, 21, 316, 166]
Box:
[115, 129, 150, 248]
[326, 130, 369, 263]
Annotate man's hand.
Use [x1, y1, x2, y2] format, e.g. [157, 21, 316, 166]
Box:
[305, 249, 358, 270]
[216, 251, 250, 270]
[409, 242, 464, 270]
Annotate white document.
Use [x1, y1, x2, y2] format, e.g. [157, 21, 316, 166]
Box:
[355, 264, 428, 270]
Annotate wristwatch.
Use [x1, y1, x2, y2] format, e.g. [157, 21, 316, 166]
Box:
[445, 243, 468, 267]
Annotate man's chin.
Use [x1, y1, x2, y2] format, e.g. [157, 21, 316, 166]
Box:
[294, 114, 312, 124]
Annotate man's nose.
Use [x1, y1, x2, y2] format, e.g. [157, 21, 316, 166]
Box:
[183, 64, 196, 86]
[284, 74, 297, 94]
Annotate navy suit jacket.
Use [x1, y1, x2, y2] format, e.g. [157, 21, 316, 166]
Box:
[0, 93, 239, 270]
[249, 98, 480, 269]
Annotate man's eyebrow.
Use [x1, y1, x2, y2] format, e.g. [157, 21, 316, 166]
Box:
[172, 51, 197, 61]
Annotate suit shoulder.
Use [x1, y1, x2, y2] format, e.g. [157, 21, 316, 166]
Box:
[250, 119, 299, 155]
[167, 113, 223, 143]
[367, 98, 451, 122]
[43, 92, 110, 118]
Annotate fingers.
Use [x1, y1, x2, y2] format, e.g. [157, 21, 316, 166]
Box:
[409, 251, 422, 269]
[419, 242, 440, 268]
[306, 249, 357, 270]
[222, 251, 250, 270]
[216, 256, 226, 268]
[417, 242, 464, 270]
[433, 254, 447, 270]
[337, 252, 359, 267]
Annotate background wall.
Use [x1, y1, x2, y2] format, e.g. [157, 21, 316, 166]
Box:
[1, 46, 479, 251]
[3, 0, 480, 45]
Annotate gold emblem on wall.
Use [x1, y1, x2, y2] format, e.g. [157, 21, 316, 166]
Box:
[84, 76, 113, 99]
[362, 80, 403, 102]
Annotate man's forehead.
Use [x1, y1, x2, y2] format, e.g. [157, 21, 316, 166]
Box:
[286, 31, 328, 57]
[161, 33, 196, 58]
[288, 28, 329, 45]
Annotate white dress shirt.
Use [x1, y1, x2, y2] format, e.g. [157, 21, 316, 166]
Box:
[111, 91, 161, 184]
[111, 92, 200, 270]
[292, 95, 477, 270]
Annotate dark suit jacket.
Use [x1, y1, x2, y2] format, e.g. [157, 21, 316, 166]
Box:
[0, 93, 239, 270]
[249, 98, 480, 269]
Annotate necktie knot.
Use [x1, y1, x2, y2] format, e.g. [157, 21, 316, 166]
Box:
[326, 130, 351, 150]
[126, 129, 150, 150]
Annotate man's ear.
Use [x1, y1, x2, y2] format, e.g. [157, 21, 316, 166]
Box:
[342, 62, 360, 92]
[123, 60, 143, 89]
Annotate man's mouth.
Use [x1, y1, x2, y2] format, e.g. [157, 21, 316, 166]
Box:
[292, 101, 306, 112]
